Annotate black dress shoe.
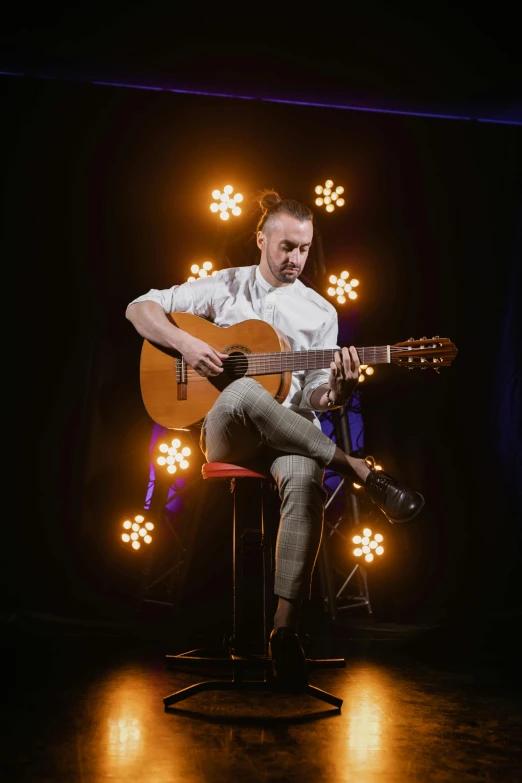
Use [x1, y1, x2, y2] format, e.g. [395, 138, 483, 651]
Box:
[364, 464, 425, 524]
[269, 627, 309, 692]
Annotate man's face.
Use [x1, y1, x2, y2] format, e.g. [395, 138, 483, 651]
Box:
[257, 213, 313, 287]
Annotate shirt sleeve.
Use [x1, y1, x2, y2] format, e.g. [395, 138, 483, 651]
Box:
[126, 275, 217, 319]
[299, 307, 340, 410]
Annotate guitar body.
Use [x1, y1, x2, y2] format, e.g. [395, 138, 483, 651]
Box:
[140, 312, 293, 429]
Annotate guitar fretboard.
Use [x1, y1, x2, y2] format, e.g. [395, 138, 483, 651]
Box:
[244, 346, 390, 376]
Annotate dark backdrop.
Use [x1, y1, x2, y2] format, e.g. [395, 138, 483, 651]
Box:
[3, 75, 521, 655]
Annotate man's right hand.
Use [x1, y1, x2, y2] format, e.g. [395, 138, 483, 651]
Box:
[178, 334, 229, 377]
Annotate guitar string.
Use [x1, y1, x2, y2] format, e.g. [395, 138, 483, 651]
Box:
[175, 345, 433, 370]
[177, 346, 450, 379]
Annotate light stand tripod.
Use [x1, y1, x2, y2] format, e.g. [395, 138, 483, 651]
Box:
[318, 405, 373, 619]
[138, 475, 200, 610]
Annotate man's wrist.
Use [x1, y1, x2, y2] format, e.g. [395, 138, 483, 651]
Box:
[326, 388, 342, 409]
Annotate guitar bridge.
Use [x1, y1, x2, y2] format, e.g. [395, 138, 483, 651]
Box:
[176, 357, 187, 400]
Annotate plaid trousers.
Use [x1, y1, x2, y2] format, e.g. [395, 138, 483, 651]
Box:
[200, 378, 337, 600]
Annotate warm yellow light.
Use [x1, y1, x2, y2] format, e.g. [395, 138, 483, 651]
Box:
[331, 191, 338, 200]
[131, 532, 139, 541]
[144, 535, 152, 544]
[327, 287, 336, 296]
[329, 274, 337, 284]
[123, 520, 132, 529]
[145, 522, 154, 531]
[335, 185, 344, 194]
[370, 541, 377, 549]
[210, 203, 219, 213]
[132, 523, 139, 532]
[139, 528, 146, 537]
[362, 536, 370, 545]
[190, 264, 199, 274]
[159, 443, 168, 453]
[167, 465, 176, 474]
[198, 269, 207, 277]
[219, 193, 228, 202]
[181, 447, 191, 456]
[324, 196, 331, 204]
[167, 446, 176, 455]
[132, 541, 140, 550]
[231, 206, 241, 216]
[212, 189, 221, 200]
[325, 179, 334, 188]
[122, 533, 130, 542]
[376, 546, 384, 555]
[363, 528, 372, 536]
[234, 193, 243, 203]
[336, 197, 345, 206]
[203, 261, 212, 270]
[375, 533, 383, 542]
[348, 291, 357, 299]
[180, 459, 189, 469]
[365, 553, 374, 562]
[354, 548, 363, 557]
[337, 295, 346, 304]
[315, 185, 323, 194]
[336, 286, 344, 295]
[353, 535, 362, 544]
[350, 278, 359, 287]
[323, 188, 331, 196]
[315, 197, 324, 206]
[358, 374, 365, 382]
[326, 204, 335, 212]
[366, 367, 374, 375]
[353, 482, 362, 489]
[172, 439, 181, 448]
[340, 270, 349, 279]
[220, 211, 229, 220]
[157, 456, 167, 466]
[187, 276, 195, 281]
[223, 184, 233, 194]
[135, 515, 144, 523]
[362, 545, 370, 554]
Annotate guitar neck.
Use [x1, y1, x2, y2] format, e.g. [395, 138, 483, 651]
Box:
[245, 346, 390, 376]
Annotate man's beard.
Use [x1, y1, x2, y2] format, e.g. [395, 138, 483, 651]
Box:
[267, 253, 300, 284]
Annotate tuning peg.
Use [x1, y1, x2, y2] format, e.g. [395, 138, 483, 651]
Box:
[420, 336, 427, 340]
[408, 337, 415, 341]
[433, 335, 439, 339]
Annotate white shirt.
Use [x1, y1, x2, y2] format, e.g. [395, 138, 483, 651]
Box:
[127, 265, 340, 427]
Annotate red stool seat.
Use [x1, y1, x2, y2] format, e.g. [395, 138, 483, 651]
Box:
[202, 462, 268, 480]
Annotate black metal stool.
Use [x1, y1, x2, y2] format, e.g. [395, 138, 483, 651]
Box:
[163, 461, 345, 709]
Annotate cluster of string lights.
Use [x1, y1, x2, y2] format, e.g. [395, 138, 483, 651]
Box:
[156, 437, 191, 475]
[187, 260, 219, 282]
[358, 364, 375, 382]
[315, 180, 345, 212]
[121, 514, 154, 550]
[210, 185, 243, 220]
[352, 527, 384, 563]
[327, 270, 359, 305]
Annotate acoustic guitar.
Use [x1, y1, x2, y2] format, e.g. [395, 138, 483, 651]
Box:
[139, 312, 458, 429]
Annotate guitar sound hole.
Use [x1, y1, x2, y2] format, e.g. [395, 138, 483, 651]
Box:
[223, 352, 249, 379]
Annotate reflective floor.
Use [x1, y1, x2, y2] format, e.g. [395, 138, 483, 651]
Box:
[2, 620, 522, 783]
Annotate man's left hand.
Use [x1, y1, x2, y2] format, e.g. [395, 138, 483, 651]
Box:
[328, 346, 360, 405]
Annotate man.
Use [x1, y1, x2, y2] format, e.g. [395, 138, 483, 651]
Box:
[126, 190, 424, 691]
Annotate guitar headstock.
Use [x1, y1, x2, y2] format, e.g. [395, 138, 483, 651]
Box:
[391, 336, 458, 371]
